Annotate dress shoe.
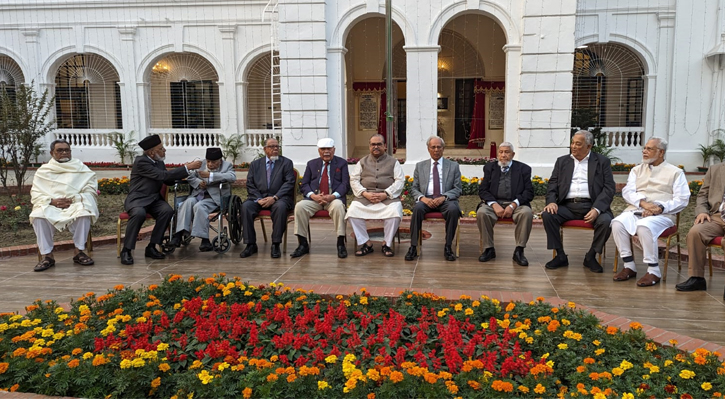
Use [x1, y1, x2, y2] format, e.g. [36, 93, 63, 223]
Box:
[198, 239, 214, 252]
[239, 243, 258, 258]
[145, 246, 165, 259]
[479, 247, 496, 262]
[120, 248, 134, 265]
[583, 254, 603, 273]
[170, 232, 184, 248]
[444, 246, 456, 262]
[675, 276, 707, 291]
[337, 244, 348, 259]
[290, 244, 309, 258]
[271, 243, 281, 259]
[545, 254, 569, 269]
[613, 268, 637, 281]
[405, 246, 418, 261]
[512, 247, 528, 266]
[637, 272, 661, 287]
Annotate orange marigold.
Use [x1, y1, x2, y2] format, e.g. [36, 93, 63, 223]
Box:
[267, 373, 278, 382]
[492, 380, 514, 392]
[577, 366, 586, 373]
[151, 377, 161, 388]
[67, 359, 80, 368]
[606, 326, 618, 335]
[0, 363, 8, 374]
[367, 394, 375, 399]
[390, 371, 404, 383]
[72, 348, 82, 356]
[468, 380, 482, 390]
[584, 357, 595, 364]
[10, 384, 19, 392]
[242, 387, 252, 399]
[547, 320, 561, 332]
[629, 322, 643, 330]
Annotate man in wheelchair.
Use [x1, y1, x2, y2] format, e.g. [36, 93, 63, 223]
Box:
[171, 147, 237, 251]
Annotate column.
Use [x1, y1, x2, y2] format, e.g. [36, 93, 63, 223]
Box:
[219, 25, 239, 137]
[404, 45, 439, 165]
[326, 47, 347, 156]
[118, 27, 139, 135]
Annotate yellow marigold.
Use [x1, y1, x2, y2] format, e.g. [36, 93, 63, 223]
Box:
[595, 348, 605, 356]
[612, 367, 624, 376]
[534, 384, 546, 394]
[558, 343, 568, 350]
[669, 339, 678, 346]
[366, 368, 380, 381]
[242, 387, 252, 399]
[622, 393, 634, 399]
[158, 363, 170, 372]
[454, 303, 463, 311]
[120, 359, 132, 369]
[518, 385, 530, 393]
[465, 308, 474, 315]
[679, 369, 695, 379]
[157, 343, 169, 351]
[390, 371, 404, 383]
[131, 358, 145, 368]
[593, 393, 606, 399]
[317, 381, 329, 390]
[325, 354, 337, 364]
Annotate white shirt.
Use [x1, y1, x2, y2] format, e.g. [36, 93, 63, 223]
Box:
[566, 152, 591, 199]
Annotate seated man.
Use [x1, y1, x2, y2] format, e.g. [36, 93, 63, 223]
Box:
[542, 130, 615, 273]
[30, 139, 99, 272]
[612, 137, 690, 287]
[405, 136, 461, 262]
[292, 138, 350, 259]
[346, 134, 404, 257]
[477, 141, 534, 266]
[121, 134, 202, 265]
[172, 147, 237, 251]
[239, 138, 296, 259]
[677, 161, 725, 297]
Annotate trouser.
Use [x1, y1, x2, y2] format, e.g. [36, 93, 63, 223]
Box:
[409, 199, 460, 247]
[349, 217, 401, 247]
[686, 213, 725, 277]
[293, 199, 346, 240]
[176, 197, 219, 239]
[33, 216, 91, 255]
[611, 212, 674, 277]
[241, 199, 292, 244]
[124, 199, 174, 249]
[476, 203, 533, 250]
[542, 201, 612, 254]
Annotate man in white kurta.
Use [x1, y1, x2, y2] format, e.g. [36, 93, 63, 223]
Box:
[346, 134, 404, 257]
[612, 137, 690, 287]
[29, 140, 99, 272]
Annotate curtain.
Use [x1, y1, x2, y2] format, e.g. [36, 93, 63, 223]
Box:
[467, 80, 505, 149]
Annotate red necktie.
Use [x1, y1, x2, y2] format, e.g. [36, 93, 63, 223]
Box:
[319, 162, 330, 195]
[433, 161, 441, 197]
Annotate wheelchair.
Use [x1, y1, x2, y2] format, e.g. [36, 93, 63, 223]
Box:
[161, 180, 243, 254]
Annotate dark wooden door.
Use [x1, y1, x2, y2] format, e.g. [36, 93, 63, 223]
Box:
[455, 79, 475, 145]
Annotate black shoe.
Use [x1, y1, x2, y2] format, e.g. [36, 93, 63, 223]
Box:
[239, 243, 258, 258]
[120, 248, 134, 265]
[675, 276, 707, 291]
[199, 239, 214, 252]
[290, 244, 309, 258]
[479, 247, 496, 262]
[444, 246, 456, 262]
[513, 247, 529, 266]
[405, 246, 418, 261]
[337, 244, 348, 259]
[583, 254, 603, 273]
[271, 243, 281, 258]
[545, 253, 569, 269]
[170, 231, 184, 248]
[145, 246, 165, 259]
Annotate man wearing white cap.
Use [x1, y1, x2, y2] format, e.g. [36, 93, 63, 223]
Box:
[291, 138, 350, 258]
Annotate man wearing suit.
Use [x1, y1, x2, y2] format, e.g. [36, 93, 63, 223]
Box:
[677, 162, 725, 298]
[477, 142, 534, 266]
[239, 138, 296, 259]
[121, 134, 202, 265]
[291, 138, 350, 259]
[171, 147, 237, 251]
[542, 130, 616, 273]
[405, 136, 462, 262]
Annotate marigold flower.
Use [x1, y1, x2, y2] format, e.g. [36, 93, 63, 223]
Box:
[242, 387, 252, 399]
[158, 363, 170, 372]
[389, 371, 404, 383]
[468, 380, 481, 390]
[595, 348, 605, 356]
[10, 384, 19, 392]
[0, 363, 8, 374]
[606, 326, 618, 335]
[534, 384, 546, 394]
[120, 359, 132, 369]
[558, 343, 568, 350]
[622, 393, 634, 399]
[518, 385, 530, 393]
[491, 380, 514, 392]
[367, 393, 375, 399]
[287, 374, 297, 383]
[701, 382, 712, 391]
[464, 308, 473, 315]
[612, 367, 624, 376]
[576, 366, 586, 373]
[454, 303, 463, 311]
[366, 369, 380, 381]
[679, 369, 695, 379]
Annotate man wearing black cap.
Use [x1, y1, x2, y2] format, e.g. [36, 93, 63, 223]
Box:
[171, 147, 236, 251]
[121, 134, 202, 265]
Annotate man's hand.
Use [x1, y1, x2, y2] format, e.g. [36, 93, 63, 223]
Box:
[543, 202, 559, 214]
[694, 213, 711, 224]
[198, 180, 207, 190]
[258, 196, 275, 208]
[198, 170, 210, 178]
[310, 193, 328, 206]
[363, 192, 387, 204]
[639, 201, 661, 215]
[186, 160, 202, 170]
[321, 194, 337, 204]
[491, 203, 505, 218]
[420, 197, 435, 207]
[50, 198, 73, 209]
[502, 203, 515, 219]
[583, 208, 599, 224]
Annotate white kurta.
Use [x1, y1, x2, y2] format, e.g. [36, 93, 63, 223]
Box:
[29, 158, 99, 230]
[345, 159, 405, 220]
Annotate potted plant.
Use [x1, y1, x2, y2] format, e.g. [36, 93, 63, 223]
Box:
[698, 143, 715, 172]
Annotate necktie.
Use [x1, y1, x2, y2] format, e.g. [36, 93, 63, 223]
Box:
[502, 165, 510, 174]
[319, 162, 330, 195]
[432, 161, 441, 198]
[266, 160, 273, 186]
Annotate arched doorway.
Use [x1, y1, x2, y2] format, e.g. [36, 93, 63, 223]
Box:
[246, 51, 280, 131]
[0, 55, 25, 99]
[437, 14, 506, 150]
[54, 54, 122, 130]
[344, 16, 405, 157]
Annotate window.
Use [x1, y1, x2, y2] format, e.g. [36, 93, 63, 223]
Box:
[0, 55, 24, 103]
[246, 52, 279, 130]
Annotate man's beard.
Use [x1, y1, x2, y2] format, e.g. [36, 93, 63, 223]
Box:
[269, 156, 279, 162]
[642, 157, 656, 165]
[498, 160, 511, 168]
[57, 157, 71, 163]
[153, 154, 165, 162]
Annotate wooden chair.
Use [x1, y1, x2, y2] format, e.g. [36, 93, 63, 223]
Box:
[559, 220, 606, 264]
[416, 212, 460, 257]
[116, 184, 168, 257]
[703, 236, 719, 277]
[613, 213, 681, 282]
[37, 230, 93, 261]
[254, 169, 299, 253]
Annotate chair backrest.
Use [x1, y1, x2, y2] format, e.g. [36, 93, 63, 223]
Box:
[293, 168, 299, 200]
[161, 184, 168, 201]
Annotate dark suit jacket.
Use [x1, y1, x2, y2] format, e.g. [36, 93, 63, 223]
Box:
[545, 152, 615, 214]
[300, 155, 350, 205]
[246, 155, 295, 207]
[410, 158, 462, 201]
[124, 156, 189, 210]
[479, 160, 534, 207]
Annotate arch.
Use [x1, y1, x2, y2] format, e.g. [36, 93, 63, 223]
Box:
[0, 55, 25, 87]
[330, 4, 414, 49]
[428, 1, 519, 47]
[606, 34, 656, 75]
[245, 51, 280, 130]
[136, 44, 224, 84]
[437, 28, 485, 78]
[382, 39, 407, 80]
[237, 43, 272, 83]
[41, 46, 125, 86]
[0, 47, 29, 84]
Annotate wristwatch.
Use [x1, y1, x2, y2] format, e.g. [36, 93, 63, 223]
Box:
[273, 195, 279, 201]
[657, 204, 665, 213]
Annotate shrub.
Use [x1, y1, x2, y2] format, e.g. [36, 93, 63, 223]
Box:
[0, 202, 31, 232]
[97, 177, 130, 195]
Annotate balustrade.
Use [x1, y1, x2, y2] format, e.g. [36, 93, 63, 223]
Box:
[599, 127, 645, 148]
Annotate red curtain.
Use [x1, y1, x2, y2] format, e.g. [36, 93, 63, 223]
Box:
[352, 82, 395, 152]
[467, 80, 505, 149]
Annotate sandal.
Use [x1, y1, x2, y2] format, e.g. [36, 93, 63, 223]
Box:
[73, 251, 94, 266]
[34, 257, 55, 272]
[382, 245, 395, 257]
[355, 243, 374, 257]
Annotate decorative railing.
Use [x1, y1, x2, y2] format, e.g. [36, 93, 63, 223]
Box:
[150, 130, 223, 148]
[244, 129, 281, 148]
[599, 127, 645, 148]
[54, 130, 117, 147]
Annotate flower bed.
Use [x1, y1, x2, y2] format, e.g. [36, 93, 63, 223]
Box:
[0, 275, 723, 398]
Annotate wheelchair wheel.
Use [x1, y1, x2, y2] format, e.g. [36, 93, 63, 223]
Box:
[160, 237, 176, 254]
[182, 232, 193, 246]
[212, 233, 231, 254]
[228, 195, 243, 244]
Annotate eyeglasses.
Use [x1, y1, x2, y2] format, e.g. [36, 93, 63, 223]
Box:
[643, 146, 661, 152]
[54, 148, 71, 153]
[428, 146, 443, 150]
[370, 143, 385, 147]
[266, 145, 280, 149]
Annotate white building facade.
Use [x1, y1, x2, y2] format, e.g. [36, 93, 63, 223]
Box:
[0, 0, 723, 176]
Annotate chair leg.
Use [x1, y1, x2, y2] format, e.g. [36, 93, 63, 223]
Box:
[417, 227, 422, 256]
[614, 245, 619, 273]
[259, 219, 268, 242]
[455, 223, 460, 258]
[87, 229, 93, 257]
[663, 236, 672, 282]
[283, 229, 287, 253]
[117, 219, 122, 257]
[708, 247, 713, 276]
[676, 233, 681, 270]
